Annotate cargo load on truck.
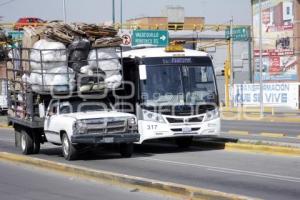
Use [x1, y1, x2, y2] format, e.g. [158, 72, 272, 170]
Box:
[7, 22, 123, 94]
[3, 22, 139, 160]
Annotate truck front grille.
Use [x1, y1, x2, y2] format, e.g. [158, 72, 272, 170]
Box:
[166, 116, 204, 124]
[84, 118, 127, 134]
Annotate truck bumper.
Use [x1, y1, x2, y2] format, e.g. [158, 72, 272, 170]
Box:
[71, 132, 140, 144]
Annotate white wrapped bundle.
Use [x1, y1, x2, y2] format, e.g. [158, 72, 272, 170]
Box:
[30, 39, 67, 70]
[105, 74, 122, 89]
[29, 66, 75, 92]
[88, 48, 121, 77]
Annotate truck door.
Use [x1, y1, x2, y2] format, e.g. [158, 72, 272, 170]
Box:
[44, 100, 61, 143]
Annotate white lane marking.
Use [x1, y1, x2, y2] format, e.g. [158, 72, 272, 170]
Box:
[136, 157, 300, 183]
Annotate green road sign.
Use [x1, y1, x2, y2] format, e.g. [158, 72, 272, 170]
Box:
[132, 30, 169, 47]
[225, 27, 249, 41]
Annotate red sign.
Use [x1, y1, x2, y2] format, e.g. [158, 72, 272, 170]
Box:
[122, 34, 131, 45]
[269, 56, 281, 73]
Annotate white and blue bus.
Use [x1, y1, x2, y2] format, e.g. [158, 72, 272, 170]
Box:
[119, 45, 220, 147]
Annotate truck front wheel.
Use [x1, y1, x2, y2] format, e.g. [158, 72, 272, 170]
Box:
[119, 143, 133, 158]
[20, 130, 34, 155]
[62, 133, 77, 161]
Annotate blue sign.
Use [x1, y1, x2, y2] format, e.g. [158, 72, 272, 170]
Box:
[132, 30, 169, 47]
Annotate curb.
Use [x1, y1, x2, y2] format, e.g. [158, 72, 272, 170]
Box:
[260, 133, 285, 138]
[194, 141, 300, 157]
[0, 152, 258, 200]
[0, 124, 11, 128]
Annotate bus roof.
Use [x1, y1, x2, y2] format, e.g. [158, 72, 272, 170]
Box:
[122, 47, 209, 59]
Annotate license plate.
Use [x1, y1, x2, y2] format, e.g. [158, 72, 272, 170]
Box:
[182, 127, 192, 133]
[103, 137, 114, 143]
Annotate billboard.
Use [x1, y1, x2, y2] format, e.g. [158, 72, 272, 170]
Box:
[233, 83, 299, 109]
[252, 0, 297, 81]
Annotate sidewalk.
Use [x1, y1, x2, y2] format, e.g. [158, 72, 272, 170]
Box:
[221, 106, 300, 123]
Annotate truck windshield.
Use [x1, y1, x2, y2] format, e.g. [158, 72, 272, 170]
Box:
[59, 100, 111, 114]
[140, 65, 217, 107]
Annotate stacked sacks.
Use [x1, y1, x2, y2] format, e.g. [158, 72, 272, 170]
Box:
[29, 39, 75, 92]
[79, 48, 122, 92]
[68, 37, 91, 72]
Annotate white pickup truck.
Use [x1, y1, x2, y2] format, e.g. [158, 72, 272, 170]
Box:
[12, 97, 139, 160]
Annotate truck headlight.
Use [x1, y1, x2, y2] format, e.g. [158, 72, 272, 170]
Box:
[127, 117, 138, 130]
[127, 117, 137, 125]
[73, 120, 87, 134]
[143, 110, 165, 123]
[203, 109, 219, 122]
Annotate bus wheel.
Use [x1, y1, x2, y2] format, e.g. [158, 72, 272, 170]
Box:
[175, 137, 193, 149]
[20, 129, 34, 155]
[120, 143, 133, 158]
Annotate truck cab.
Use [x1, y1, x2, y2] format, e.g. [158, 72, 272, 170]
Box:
[42, 98, 139, 160]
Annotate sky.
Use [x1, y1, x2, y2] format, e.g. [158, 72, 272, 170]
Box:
[0, 0, 252, 25]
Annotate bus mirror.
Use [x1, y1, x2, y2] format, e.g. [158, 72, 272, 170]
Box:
[139, 65, 147, 80]
[39, 103, 45, 118]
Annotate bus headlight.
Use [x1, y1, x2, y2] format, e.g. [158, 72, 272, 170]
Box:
[143, 110, 166, 123]
[204, 109, 219, 122]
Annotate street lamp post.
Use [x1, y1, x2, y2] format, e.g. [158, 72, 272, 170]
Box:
[259, 0, 264, 117]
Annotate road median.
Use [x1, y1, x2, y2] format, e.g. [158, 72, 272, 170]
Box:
[0, 151, 258, 200]
[194, 140, 300, 157]
[221, 112, 300, 123]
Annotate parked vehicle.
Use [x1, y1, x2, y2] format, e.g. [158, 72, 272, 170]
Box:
[14, 17, 45, 30]
[0, 80, 7, 115]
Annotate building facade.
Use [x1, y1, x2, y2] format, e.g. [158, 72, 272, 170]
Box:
[252, 0, 300, 82]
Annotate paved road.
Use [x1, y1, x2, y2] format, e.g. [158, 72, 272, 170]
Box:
[222, 120, 300, 137]
[0, 159, 173, 200]
[0, 129, 300, 200]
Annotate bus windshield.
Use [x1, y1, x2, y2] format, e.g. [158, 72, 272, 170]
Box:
[140, 64, 217, 107]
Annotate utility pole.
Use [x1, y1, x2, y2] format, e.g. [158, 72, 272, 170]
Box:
[120, 0, 123, 29]
[225, 41, 231, 108]
[63, 0, 67, 23]
[248, 26, 253, 83]
[229, 17, 234, 107]
[259, 0, 264, 117]
[112, 0, 115, 25]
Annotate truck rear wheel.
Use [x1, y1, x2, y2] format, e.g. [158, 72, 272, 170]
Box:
[119, 143, 133, 158]
[33, 134, 41, 154]
[20, 130, 34, 155]
[175, 137, 193, 149]
[62, 133, 77, 161]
